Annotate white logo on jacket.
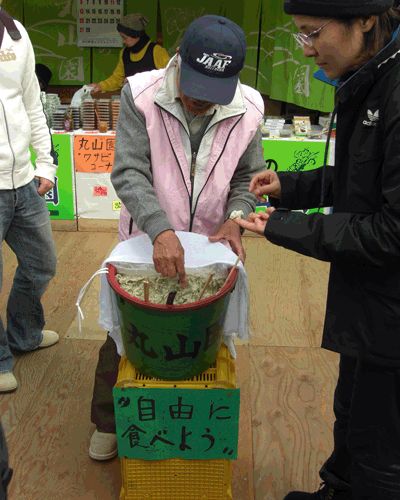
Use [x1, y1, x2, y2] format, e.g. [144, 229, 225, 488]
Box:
[196, 53, 232, 72]
[363, 109, 379, 127]
[0, 49, 16, 62]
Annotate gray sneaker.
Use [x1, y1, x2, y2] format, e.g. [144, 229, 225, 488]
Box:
[89, 429, 118, 461]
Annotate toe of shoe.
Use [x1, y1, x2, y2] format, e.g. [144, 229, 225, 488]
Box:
[88, 446, 118, 461]
[0, 373, 18, 392]
[39, 331, 60, 348]
[89, 430, 118, 461]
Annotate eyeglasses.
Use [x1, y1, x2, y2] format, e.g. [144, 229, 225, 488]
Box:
[292, 19, 334, 47]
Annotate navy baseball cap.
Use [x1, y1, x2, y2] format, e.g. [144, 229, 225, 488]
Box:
[179, 15, 246, 106]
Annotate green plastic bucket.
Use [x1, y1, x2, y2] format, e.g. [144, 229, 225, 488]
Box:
[107, 264, 238, 380]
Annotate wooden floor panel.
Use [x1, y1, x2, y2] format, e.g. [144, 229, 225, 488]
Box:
[66, 273, 108, 341]
[242, 238, 330, 348]
[232, 345, 254, 500]
[6, 339, 122, 500]
[1, 347, 58, 439]
[250, 346, 339, 500]
[0, 230, 338, 500]
[41, 232, 119, 337]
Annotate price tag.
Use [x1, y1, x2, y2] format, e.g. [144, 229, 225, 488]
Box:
[94, 186, 108, 196]
[113, 200, 121, 211]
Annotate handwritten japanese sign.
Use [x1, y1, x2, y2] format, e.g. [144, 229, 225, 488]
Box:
[74, 135, 115, 173]
[77, 0, 124, 48]
[114, 388, 240, 460]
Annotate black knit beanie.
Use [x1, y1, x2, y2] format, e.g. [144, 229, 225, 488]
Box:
[117, 13, 149, 38]
[283, 0, 394, 18]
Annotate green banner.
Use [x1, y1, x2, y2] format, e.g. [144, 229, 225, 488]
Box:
[258, 0, 334, 112]
[31, 134, 75, 220]
[25, 1, 90, 85]
[239, 0, 261, 89]
[159, 0, 225, 57]
[92, 1, 158, 83]
[114, 388, 240, 460]
[256, 0, 281, 96]
[262, 137, 328, 214]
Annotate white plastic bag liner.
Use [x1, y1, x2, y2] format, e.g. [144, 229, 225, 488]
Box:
[97, 231, 252, 359]
[71, 85, 93, 108]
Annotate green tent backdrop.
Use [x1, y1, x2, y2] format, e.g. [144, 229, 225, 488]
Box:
[236, 0, 261, 90]
[159, 0, 225, 57]
[258, 0, 335, 112]
[2, 0, 335, 112]
[23, 0, 90, 86]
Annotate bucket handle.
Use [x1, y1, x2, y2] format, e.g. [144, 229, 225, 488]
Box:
[76, 267, 109, 331]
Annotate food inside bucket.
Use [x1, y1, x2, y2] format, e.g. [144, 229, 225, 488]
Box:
[115, 273, 226, 305]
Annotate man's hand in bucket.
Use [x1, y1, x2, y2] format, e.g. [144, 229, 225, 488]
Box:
[208, 219, 246, 263]
[153, 230, 187, 288]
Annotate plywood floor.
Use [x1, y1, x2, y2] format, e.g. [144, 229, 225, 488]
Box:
[0, 230, 337, 500]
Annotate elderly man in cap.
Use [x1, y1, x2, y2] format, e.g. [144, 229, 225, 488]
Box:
[89, 14, 266, 460]
[89, 13, 170, 93]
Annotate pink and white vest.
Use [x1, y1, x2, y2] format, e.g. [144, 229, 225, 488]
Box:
[118, 65, 264, 242]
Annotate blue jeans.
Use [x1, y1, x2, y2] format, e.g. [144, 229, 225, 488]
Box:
[0, 178, 57, 374]
[320, 355, 400, 499]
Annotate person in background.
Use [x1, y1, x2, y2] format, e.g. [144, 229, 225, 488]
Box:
[88, 14, 266, 461]
[88, 13, 170, 93]
[235, 0, 400, 499]
[35, 63, 58, 167]
[35, 63, 52, 92]
[0, 5, 59, 393]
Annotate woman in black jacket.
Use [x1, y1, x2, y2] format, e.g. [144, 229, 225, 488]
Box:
[235, 1, 400, 499]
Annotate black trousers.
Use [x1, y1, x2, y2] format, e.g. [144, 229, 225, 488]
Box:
[0, 419, 12, 500]
[91, 335, 120, 434]
[320, 355, 400, 499]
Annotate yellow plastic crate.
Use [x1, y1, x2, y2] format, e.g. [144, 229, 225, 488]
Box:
[116, 344, 236, 500]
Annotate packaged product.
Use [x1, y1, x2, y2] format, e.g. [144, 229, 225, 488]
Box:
[293, 116, 311, 136]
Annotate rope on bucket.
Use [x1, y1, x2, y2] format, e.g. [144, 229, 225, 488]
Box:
[76, 267, 109, 332]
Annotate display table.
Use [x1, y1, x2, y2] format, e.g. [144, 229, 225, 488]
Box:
[262, 136, 335, 215]
[31, 129, 121, 230]
[31, 133, 75, 222]
[31, 131, 334, 229]
[72, 131, 121, 222]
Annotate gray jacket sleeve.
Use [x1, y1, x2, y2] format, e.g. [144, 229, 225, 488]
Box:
[110, 84, 174, 243]
[225, 127, 266, 220]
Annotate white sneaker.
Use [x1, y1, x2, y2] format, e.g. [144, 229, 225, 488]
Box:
[38, 330, 60, 348]
[89, 429, 118, 461]
[0, 373, 18, 393]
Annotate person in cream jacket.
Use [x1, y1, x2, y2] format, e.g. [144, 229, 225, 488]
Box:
[0, 6, 59, 393]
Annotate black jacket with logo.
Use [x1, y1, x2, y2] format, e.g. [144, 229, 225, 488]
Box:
[265, 30, 400, 366]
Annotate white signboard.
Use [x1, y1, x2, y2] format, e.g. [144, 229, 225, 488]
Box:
[77, 0, 124, 48]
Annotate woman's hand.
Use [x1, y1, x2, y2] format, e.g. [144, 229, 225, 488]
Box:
[249, 170, 281, 202]
[233, 208, 276, 236]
